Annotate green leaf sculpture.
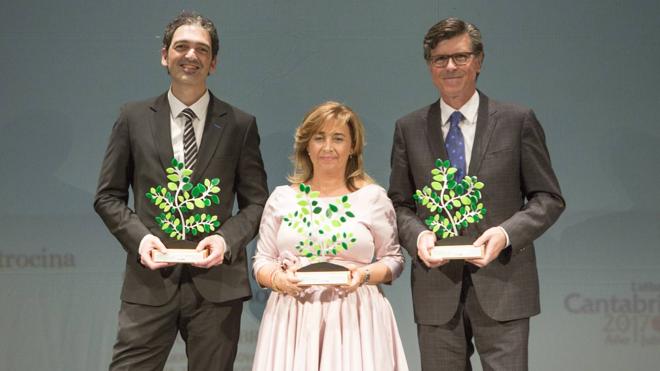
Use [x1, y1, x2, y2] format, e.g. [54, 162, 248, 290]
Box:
[413, 159, 487, 239]
[283, 183, 357, 259]
[145, 158, 221, 240]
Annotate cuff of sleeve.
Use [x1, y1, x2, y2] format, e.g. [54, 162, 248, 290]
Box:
[497, 226, 511, 247]
[138, 233, 154, 259]
[215, 232, 232, 263]
[253, 263, 279, 290]
[379, 258, 403, 281]
[137, 234, 154, 268]
[416, 230, 435, 247]
[224, 247, 232, 263]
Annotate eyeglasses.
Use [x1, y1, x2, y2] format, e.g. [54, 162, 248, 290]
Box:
[429, 52, 476, 67]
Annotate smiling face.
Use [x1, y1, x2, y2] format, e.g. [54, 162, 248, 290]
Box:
[428, 33, 481, 108]
[306, 119, 353, 178]
[161, 24, 217, 90]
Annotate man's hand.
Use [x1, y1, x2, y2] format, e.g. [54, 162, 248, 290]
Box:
[191, 234, 226, 269]
[138, 234, 175, 270]
[417, 232, 449, 268]
[467, 227, 508, 268]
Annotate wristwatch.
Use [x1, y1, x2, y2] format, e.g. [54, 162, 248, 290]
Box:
[362, 268, 371, 285]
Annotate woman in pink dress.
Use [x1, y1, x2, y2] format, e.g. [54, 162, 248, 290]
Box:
[252, 101, 409, 371]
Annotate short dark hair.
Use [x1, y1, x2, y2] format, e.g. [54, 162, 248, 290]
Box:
[423, 17, 484, 63]
[163, 11, 219, 58]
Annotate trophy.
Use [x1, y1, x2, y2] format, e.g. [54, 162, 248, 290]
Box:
[145, 158, 221, 263]
[413, 159, 487, 259]
[284, 183, 357, 285]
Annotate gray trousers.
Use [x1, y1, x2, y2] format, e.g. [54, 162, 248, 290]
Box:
[109, 267, 243, 371]
[417, 270, 530, 371]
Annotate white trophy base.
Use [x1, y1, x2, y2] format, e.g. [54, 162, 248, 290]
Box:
[431, 244, 484, 259]
[296, 271, 351, 286]
[152, 248, 208, 263]
[295, 262, 351, 286]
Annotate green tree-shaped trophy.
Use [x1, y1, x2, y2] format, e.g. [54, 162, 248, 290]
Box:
[283, 183, 357, 285]
[413, 159, 487, 259]
[145, 158, 221, 263]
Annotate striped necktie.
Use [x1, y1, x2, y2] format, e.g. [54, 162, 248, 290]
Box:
[181, 108, 198, 170]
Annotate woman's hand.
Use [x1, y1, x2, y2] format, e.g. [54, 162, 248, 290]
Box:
[340, 266, 367, 294]
[272, 269, 303, 296]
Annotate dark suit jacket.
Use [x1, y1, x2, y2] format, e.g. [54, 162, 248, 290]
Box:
[388, 91, 565, 325]
[94, 92, 268, 306]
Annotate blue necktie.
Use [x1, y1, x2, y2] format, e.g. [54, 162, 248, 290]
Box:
[445, 111, 466, 181]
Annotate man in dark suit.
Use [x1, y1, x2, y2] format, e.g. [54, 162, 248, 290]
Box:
[388, 17, 565, 370]
[94, 12, 268, 370]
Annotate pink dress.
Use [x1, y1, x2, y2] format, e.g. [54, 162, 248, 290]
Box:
[252, 184, 409, 371]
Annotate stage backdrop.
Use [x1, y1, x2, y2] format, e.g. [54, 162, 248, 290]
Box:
[1, 1, 659, 370]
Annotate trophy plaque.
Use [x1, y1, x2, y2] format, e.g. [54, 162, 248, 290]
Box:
[284, 183, 357, 286]
[295, 261, 351, 286]
[413, 159, 487, 259]
[145, 158, 221, 264]
[151, 239, 209, 263]
[431, 236, 484, 259]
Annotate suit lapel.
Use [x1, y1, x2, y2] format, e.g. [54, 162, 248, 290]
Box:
[468, 91, 497, 176]
[425, 100, 450, 161]
[191, 93, 228, 182]
[149, 93, 175, 171]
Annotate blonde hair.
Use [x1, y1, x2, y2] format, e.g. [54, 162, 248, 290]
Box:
[288, 101, 373, 191]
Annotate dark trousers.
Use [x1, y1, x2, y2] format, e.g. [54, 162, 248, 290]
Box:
[109, 267, 243, 371]
[418, 269, 529, 371]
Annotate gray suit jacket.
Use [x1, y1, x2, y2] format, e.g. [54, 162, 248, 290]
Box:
[388, 91, 565, 325]
[94, 92, 268, 306]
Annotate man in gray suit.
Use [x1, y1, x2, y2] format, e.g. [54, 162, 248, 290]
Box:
[94, 12, 268, 370]
[388, 18, 565, 370]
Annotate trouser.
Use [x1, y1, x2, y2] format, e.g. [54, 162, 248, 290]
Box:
[109, 267, 243, 371]
[418, 269, 529, 371]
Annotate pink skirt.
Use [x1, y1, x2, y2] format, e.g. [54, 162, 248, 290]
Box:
[252, 285, 409, 371]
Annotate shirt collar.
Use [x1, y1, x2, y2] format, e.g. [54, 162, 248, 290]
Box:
[167, 88, 210, 121]
[440, 90, 479, 127]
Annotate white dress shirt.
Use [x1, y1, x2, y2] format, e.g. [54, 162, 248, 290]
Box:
[167, 89, 209, 163]
[440, 90, 479, 170]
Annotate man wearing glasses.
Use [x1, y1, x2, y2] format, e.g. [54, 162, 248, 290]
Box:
[388, 17, 565, 370]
